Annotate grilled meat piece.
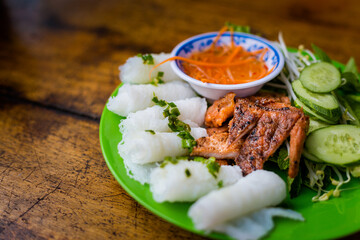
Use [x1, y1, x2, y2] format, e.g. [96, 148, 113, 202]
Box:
[191, 131, 242, 159]
[249, 91, 291, 105]
[216, 159, 236, 166]
[205, 92, 236, 127]
[206, 125, 228, 136]
[235, 103, 305, 176]
[289, 115, 309, 178]
[228, 98, 264, 145]
[193, 92, 308, 178]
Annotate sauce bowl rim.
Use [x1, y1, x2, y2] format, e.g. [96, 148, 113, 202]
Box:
[170, 32, 284, 90]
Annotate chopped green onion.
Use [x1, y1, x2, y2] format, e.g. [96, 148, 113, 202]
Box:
[160, 156, 179, 168]
[152, 95, 196, 152]
[137, 53, 154, 65]
[150, 71, 165, 86]
[217, 180, 223, 188]
[194, 156, 220, 178]
[145, 129, 155, 135]
[185, 168, 191, 177]
[225, 22, 250, 33]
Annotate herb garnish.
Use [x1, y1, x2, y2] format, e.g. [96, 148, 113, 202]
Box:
[137, 53, 154, 65]
[217, 180, 223, 188]
[152, 95, 197, 152]
[194, 156, 220, 178]
[160, 156, 179, 168]
[145, 130, 155, 135]
[225, 22, 250, 33]
[311, 44, 331, 63]
[185, 168, 191, 177]
[150, 71, 165, 86]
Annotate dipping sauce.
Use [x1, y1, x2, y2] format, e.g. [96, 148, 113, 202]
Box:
[181, 41, 271, 85]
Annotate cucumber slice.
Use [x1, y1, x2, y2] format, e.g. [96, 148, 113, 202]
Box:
[305, 125, 360, 165]
[308, 118, 329, 135]
[302, 149, 324, 163]
[294, 98, 337, 125]
[300, 62, 341, 93]
[292, 80, 341, 121]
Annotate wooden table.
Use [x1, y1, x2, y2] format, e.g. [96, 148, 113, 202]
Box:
[1, 0, 359, 239]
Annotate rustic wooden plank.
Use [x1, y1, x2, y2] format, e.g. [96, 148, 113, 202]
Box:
[1, 0, 359, 119]
[0, 97, 206, 240]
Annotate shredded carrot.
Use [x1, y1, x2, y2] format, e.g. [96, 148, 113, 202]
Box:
[149, 26, 273, 84]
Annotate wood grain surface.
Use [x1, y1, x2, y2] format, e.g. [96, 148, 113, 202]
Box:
[0, 0, 359, 239]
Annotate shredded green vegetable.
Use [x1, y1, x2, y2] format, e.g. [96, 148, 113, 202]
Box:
[137, 53, 154, 65]
[150, 71, 165, 86]
[152, 95, 196, 153]
[194, 156, 220, 178]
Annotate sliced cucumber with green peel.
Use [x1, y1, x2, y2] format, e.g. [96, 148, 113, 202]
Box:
[294, 98, 337, 125]
[308, 118, 329, 135]
[292, 80, 341, 121]
[302, 149, 324, 163]
[300, 62, 341, 93]
[305, 125, 360, 165]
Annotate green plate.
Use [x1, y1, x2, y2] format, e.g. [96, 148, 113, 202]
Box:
[100, 86, 360, 240]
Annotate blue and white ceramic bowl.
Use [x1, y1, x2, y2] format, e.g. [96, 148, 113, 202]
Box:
[170, 32, 284, 100]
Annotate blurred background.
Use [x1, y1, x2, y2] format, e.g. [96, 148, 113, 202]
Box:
[1, 0, 359, 119]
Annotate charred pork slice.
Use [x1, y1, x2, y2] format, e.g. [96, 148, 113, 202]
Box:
[206, 125, 228, 136]
[248, 91, 291, 105]
[205, 92, 236, 128]
[227, 98, 264, 145]
[191, 132, 242, 160]
[235, 103, 305, 176]
[288, 115, 309, 178]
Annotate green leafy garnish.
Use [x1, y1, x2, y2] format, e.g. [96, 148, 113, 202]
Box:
[344, 57, 358, 74]
[150, 71, 165, 86]
[145, 129, 155, 135]
[152, 95, 196, 153]
[336, 93, 360, 125]
[288, 168, 302, 199]
[194, 157, 220, 178]
[160, 156, 179, 168]
[311, 44, 332, 63]
[152, 95, 167, 107]
[340, 72, 360, 92]
[185, 168, 191, 177]
[217, 180, 223, 188]
[225, 22, 250, 33]
[268, 145, 289, 170]
[137, 53, 154, 65]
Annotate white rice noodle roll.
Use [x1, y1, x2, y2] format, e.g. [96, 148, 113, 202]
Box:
[188, 170, 287, 230]
[212, 208, 304, 240]
[107, 81, 197, 116]
[119, 53, 181, 84]
[118, 128, 207, 165]
[122, 155, 157, 185]
[150, 160, 242, 202]
[119, 97, 207, 136]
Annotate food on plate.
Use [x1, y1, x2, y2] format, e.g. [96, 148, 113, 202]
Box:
[274, 35, 360, 201]
[104, 23, 360, 239]
[107, 81, 197, 116]
[188, 170, 302, 231]
[118, 128, 207, 165]
[149, 159, 242, 202]
[120, 53, 181, 84]
[305, 125, 360, 165]
[205, 92, 236, 128]
[192, 92, 309, 179]
[208, 208, 304, 240]
[119, 97, 207, 137]
[155, 25, 274, 85]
